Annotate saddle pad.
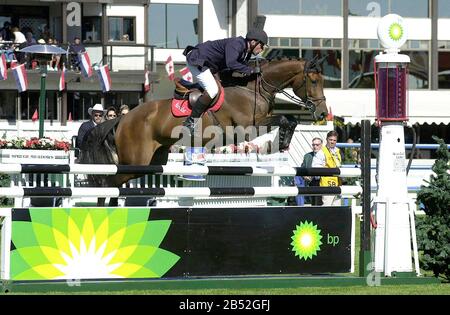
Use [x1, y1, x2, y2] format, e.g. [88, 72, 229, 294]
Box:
[171, 86, 225, 117]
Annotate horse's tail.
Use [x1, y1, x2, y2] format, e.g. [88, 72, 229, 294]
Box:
[79, 117, 121, 186]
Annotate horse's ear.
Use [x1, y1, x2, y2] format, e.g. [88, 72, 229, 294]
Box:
[317, 54, 328, 66]
[306, 55, 319, 71]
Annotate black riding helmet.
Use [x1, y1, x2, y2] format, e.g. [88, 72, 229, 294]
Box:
[246, 28, 268, 46]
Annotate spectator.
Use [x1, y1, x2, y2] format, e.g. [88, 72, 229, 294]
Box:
[313, 130, 343, 206]
[40, 24, 51, 43]
[25, 31, 36, 46]
[68, 36, 86, 70]
[119, 104, 129, 115]
[76, 103, 105, 149]
[0, 21, 12, 41]
[105, 106, 118, 120]
[299, 137, 323, 206]
[12, 27, 26, 63]
[49, 38, 61, 70]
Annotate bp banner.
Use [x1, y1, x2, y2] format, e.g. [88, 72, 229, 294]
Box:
[8, 206, 352, 280]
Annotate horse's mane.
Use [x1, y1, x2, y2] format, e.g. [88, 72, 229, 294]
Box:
[220, 57, 306, 87]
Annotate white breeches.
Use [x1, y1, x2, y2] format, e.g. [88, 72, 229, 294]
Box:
[187, 65, 219, 98]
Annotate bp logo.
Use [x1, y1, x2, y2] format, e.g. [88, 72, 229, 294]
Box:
[10, 208, 180, 280]
[389, 23, 403, 41]
[290, 221, 323, 260]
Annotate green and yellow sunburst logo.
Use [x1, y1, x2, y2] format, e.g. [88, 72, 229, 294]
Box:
[291, 221, 323, 260]
[389, 23, 403, 41]
[10, 207, 180, 280]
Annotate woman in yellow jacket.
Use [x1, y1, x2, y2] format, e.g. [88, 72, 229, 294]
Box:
[312, 130, 342, 206]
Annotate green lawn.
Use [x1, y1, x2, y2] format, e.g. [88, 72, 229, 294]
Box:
[9, 284, 450, 295]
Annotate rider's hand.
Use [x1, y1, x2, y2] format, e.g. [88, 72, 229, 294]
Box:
[253, 66, 261, 74]
[231, 72, 246, 78]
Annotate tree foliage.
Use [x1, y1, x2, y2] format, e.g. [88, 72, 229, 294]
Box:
[416, 136, 450, 281]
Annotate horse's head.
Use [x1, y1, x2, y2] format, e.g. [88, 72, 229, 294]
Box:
[260, 57, 329, 121]
[293, 56, 328, 120]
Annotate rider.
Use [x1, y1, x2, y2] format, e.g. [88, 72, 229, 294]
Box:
[182, 28, 268, 134]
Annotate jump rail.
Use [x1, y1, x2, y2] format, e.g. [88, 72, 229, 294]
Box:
[0, 186, 362, 198]
[0, 164, 361, 177]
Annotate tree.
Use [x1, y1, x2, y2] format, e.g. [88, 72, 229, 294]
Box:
[416, 136, 450, 281]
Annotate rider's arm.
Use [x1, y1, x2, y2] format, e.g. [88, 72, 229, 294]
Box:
[224, 41, 254, 75]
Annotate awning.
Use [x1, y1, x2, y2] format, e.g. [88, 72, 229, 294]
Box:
[276, 89, 450, 125]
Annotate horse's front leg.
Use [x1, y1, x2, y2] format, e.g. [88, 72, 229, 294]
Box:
[256, 115, 297, 152]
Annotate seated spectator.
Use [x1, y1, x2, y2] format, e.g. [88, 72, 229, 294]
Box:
[119, 104, 129, 115]
[49, 38, 61, 70]
[0, 21, 12, 41]
[77, 103, 105, 149]
[105, 106, 118, 120]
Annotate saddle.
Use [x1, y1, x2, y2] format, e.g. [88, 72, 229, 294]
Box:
[171, 78, 225, 117]
[173, 78, 204, 105]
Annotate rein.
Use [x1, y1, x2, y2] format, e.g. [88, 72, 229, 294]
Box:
[258, 70, 326, 114]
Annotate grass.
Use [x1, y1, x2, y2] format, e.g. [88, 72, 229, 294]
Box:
[7, 284, 450, 295]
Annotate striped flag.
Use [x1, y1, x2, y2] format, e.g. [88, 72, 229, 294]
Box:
[31, 109, 38, 122]
[79, 51, 93, 78]
[165, 55, 174, 81]
[144, 70, 150, 92]
[180, 67, 193, 82]
[59, 65, 66, 91]
[12, 64, 28, 93]
[96, 64, 112, 92]
[0, 53, 7, 80]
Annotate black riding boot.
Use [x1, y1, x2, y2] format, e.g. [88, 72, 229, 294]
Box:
[183, 93, 212, 134]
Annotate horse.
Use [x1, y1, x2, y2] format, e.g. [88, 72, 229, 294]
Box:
[80, 56, 329, 205]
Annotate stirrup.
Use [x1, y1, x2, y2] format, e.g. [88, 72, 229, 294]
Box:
[183, 117, 197, 134]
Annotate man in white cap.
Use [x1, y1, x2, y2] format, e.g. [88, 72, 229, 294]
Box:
[76, 103, 105, 148]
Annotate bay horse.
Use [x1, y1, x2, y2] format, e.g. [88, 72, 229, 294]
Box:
[80, 56, 329, 204]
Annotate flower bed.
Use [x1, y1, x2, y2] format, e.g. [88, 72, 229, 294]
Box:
[0, 137, 71, 152]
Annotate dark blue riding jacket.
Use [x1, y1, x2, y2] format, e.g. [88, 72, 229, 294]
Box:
[184, 36, 254, 75]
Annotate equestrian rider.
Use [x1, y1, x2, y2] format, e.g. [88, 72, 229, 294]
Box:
[182, 28, 268, 134]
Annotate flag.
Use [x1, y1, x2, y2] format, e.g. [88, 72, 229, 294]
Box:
[12, 63, 28, 93]
[79, 51, 93, 78]
[165, 55, 174, 81]
[0, 54, 7, 80]
[32, 109, 38, 122]
[180, 67, 193, 82]
[144, 70, 150, 92]
[96, 64, 112, 92]
[59, 65, 66, 91]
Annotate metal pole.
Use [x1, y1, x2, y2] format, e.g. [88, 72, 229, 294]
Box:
[359, 119, 372, 277]
[38, 67, 47, 138]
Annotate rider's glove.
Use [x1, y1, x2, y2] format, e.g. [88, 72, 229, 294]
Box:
[253, 66, 261, 74]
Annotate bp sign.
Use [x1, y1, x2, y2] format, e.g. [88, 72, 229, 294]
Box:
[377, 14, 408, 50]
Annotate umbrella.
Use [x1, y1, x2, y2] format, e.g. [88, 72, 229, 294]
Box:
[19, 44, 67, 55]
[19, 44, 69, 139]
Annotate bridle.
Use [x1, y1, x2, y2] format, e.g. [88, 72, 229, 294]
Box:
[258, 67, 326, 118]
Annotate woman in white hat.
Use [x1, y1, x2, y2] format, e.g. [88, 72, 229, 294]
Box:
[77, 103, 106, 148]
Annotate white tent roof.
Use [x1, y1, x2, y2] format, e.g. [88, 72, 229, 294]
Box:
[276, 89, 450, 125]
